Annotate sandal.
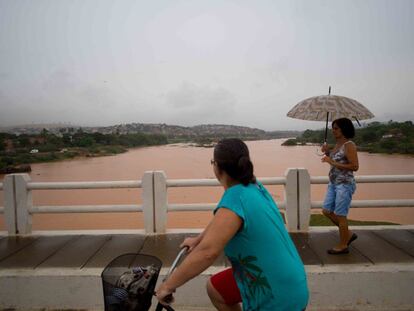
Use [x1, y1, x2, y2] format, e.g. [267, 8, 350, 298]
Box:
[347, 233, 358, 246]
[327, 247, 349, 255]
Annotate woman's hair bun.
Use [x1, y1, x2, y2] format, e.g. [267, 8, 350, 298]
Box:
[213, 139, 256, 186]
[236, 156, 255, 185]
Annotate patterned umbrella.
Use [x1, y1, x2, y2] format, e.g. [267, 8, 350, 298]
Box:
[287, 87, 374, 141]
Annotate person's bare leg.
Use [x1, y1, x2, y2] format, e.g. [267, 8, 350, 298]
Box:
[207, 279, 242, 311]
[335, 216, 351, 250]
[322, 209, 339, 226]
[323, 210, 354, 247]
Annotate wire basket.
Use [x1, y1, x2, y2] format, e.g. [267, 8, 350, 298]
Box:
[102, 253, 162, 311]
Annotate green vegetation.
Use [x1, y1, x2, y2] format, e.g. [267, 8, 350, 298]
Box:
[284, 120, 414, 155]
[282, 138, 302, 146]
[1, 120, 412, 171]
[0, 129, 168, 171]
[280, 213, 398, 226]
[309, 214, 398, 226]
[1, 125, 289, 170]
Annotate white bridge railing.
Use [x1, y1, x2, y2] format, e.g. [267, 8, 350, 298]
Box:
[0, 169, 414, 235]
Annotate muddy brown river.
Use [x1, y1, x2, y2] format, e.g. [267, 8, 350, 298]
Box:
[1, 139, 413, 230]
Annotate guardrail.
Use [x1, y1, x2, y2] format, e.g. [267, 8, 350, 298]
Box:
[153, 171, 290, 233]
[310, 175, 414, 208]
[0, 170, 413, 235]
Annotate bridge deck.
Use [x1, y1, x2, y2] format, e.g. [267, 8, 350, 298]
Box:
[1, 228, 414, 269]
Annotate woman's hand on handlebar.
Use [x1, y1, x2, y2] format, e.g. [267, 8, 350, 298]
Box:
[156, 283, 175, 306]
[180, 236, 200, 252]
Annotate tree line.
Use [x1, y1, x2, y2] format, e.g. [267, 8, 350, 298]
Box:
[2, 121, 413, 171]
[0, 129, 168, 170]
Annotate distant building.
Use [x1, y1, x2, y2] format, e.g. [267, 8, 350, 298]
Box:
[382, 133, 404, 139]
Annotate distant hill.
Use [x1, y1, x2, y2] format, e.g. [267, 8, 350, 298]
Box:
[0, 123, 78, 132]
[0, 123, 301, 140]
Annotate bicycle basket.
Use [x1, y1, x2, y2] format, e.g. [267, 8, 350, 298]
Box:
[102, 253, 162, 311]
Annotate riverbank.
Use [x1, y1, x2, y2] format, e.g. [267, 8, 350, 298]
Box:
[0, 142, 218, 172]
[0, 140, 221, 171]
[0, 163, 31, 174]
[282, 138, 414, 156]
[0, 145, 127, 172]
[4, 136, 413, 174]
[0, 130, 168, 171]
[3, 119, 413, 171]
[283, 120, 414, 155]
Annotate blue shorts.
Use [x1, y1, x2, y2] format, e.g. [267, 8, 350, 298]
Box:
[323, 182, 356, 216]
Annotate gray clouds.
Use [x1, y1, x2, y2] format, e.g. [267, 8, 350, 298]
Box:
[0, 0, 413, 130]
[165, 82, 236, 125]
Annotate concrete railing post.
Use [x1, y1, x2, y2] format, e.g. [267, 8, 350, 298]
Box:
[284, 168, 298, 232]
[153, 171, 167, 234]
[3, 175, 17, 235]
[298, 168, 311, 232]
[142, 171, 155, 234]
[14, 174, 32, 235]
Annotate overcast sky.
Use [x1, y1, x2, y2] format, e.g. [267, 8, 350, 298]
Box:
[0, 0, 413, 130]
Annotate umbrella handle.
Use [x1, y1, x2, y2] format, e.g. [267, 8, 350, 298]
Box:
[324, 112, 329, 142]
[324, 86, 331, 142]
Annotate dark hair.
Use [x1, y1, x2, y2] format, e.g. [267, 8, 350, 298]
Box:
[213, 138, 256, 186]
[332, 118, 355, 139]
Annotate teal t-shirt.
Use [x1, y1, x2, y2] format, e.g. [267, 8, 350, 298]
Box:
[214, 182, 309, 311]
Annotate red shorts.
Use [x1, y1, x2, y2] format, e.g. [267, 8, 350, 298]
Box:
[210, 268, 242, 305]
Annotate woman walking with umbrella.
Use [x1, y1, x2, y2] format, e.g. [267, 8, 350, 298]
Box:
[287, 88, 374, 254]
[321, 118, 359, 254]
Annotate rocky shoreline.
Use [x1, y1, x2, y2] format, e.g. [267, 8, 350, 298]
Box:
[0, 164, 31, 174]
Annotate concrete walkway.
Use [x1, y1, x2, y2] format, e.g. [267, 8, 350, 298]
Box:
[1, 226, 414, 310]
